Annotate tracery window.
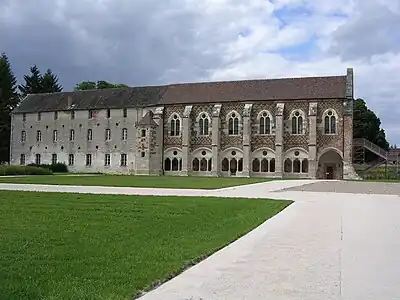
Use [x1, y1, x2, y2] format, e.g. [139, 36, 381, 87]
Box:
[199, 113, 210, 135]
[228, 112, 240, 135]
[324, 110, 337, 134]
[291, 110, 303, 134]
[170, 114, 181, 136]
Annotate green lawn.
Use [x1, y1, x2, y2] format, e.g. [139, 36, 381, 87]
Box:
[0, 191, 291, 300]
[0, 175, 273, 189]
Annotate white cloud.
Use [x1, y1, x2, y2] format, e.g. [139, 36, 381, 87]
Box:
[0, 0, 400, 143]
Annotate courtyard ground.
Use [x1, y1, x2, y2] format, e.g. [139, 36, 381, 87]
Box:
[0, 175, 273, 189]
[0, 191, 290, 300]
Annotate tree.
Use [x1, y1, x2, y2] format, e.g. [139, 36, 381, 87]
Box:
[42, 69, 62, 93]
[0, 53, 19, 162]
[74, 80, 129, 91]
[18, 65, 44, 97]
[353, 98, 390, 151]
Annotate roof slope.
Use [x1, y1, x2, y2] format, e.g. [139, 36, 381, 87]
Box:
[13, 75, 347, 114]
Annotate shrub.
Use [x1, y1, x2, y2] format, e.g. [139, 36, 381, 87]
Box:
[27, 163, 68, 173]
[0, 165, 53, 176]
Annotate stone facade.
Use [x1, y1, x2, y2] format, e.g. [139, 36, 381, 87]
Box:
[9, 69, 357, 179]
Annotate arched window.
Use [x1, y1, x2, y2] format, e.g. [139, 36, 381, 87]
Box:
[165, 158, 171, 171]
[230, 158, 238, 173]
[284, 158, 292, 173]
[270, 159, 276, 172]
[170, 114, 180, 136]
[238, 158, 243, 172]
[228, 112, 239, 135]
[208, 159, 212, 171]
[192, 158, 199, 171]
[302, 159, 309, 173]
[252, 158, 260, 172]
[293, 158, 301, 173]
[200, 158, 208, 171]
[259, 111, 271, 134]
[179, 159, 182, 171]
[172, 158, 179, 171]
[291, 111, 303, 134]
[324, 110, 336, 134]
[199, 113, 209, 135]
[261, 158, 268, 172]
[222, 158, 229, 171]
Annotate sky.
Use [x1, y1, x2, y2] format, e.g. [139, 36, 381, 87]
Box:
[1, 0, 400, 143]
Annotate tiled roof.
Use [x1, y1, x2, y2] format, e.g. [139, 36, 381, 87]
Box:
[12, 75, 348, 114]
[137, 111, 157, 127]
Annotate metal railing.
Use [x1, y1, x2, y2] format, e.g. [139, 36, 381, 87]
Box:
[353, 138, 388, 159]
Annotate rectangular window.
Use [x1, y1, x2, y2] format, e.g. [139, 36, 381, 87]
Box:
[104, 154, 111, 166]
[71, 110, 75, 119]
[54, 111, 58, 120]
[21, 131, 26, 142]
[35, 153, 41, 165]
[36, 130, 42, 142]
[86, 154, 92, 166]
[22, 113, 26, 122]
[120, 154, 127, 166]
[141, 151, 145, 158]
[37, 112, 41, 121]
[141, 129, 146, 137]
[69, 129, 75, 141]
[105, 129, 111, 141]
[87, 129, 93, 141]
[20, 154, 25, 165]
[68, 154, 74, 166]
[123, 108, 127, 118]
[107, 109, 111, 119]
[53, 130, 58, 142]
[89, 110, 94, 119]
[51, 153, 57, 165]
[122, 128, 128, 140]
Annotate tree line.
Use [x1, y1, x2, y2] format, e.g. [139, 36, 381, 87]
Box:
[0, 52, 391, 163]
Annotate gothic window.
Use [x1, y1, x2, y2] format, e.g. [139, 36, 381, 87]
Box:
[36, 130, 42, 142]
[284, 158, 292, 173]
[164, 158, 171, 171]
[222, 158, 229, 171]
[122, 128, 128, 141]
[261, 158, 268, 172]
[324, 110, 337, 134]
[238, 158, 243, 172]
[170, 114, 180, 136]
[105, 129, 111, 141]
[293, 158, 301, 173]
[200, 158, 208, 171]
[179, 159, 182, 171]
[208, 159, 212, 171]
[230, 158, 238, 173]
[172, 158, 179, 171]
[52, 154, 57, 165]
[259, 111, 271, 134]
[291, 110, 303, 134]
[35, 153, 41, 165]
[302, 159, 309, 173]
[270, 158, 276, 172]
[228, 112, 239, 135]
[199, 113, 210, 135]
[69, 129, 75, 141]
[252, 158, 260, 172]
[192, 158, 200, 171]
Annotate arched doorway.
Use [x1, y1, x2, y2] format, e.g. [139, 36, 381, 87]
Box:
[318, 150, 343, 179]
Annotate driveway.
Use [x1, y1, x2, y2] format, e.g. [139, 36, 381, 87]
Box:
[1, 180, 400, 299]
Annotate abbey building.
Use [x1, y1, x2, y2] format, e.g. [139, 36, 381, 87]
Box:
[10, 68, 358, 179]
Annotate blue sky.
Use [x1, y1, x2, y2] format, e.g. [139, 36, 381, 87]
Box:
[1, 0, 400, 143]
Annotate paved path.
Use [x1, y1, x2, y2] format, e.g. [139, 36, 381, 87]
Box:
[1, 180, 400, 299]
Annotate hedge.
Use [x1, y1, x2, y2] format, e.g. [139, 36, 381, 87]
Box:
[0, 165, 53, 176]
[27, 163, 68, 173]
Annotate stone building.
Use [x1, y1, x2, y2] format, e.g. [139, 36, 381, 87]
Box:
[9, 68, 358, 179]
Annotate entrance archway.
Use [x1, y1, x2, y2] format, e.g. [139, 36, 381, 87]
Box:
[317, 149, 343, 179]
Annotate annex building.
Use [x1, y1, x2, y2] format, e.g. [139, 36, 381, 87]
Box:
[10, 68, 359, 179]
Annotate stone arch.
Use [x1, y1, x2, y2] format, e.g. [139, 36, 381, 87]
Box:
[317, 147, 343, 161]
[221, 147, 243, 175]
[317, 148, 343, 179]
[164, 147, 182, 172]
[257, 110, 274, 135]
[284, 148, 309, 174]
[191, 147, 212, 172]
[251, 147, 276, 174]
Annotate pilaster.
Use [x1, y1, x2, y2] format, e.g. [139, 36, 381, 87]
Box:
[275, 103, 285, 177]
[153, 106, 164, 175]
[181, 105, 193, 175]
[242, 103, 253, 177]
[308, 102, 318, 179]
[211, 104, 222, 177]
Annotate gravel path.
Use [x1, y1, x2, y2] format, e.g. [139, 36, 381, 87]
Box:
[1, 180, 400, 299]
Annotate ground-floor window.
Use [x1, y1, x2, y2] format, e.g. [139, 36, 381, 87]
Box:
[164, 157, 182, 171]
[68, 154, 74, 166]
[20, 154, 25, 165]
[86, 154, 92, 166]
[252, 158, 275, 173]
[192, 158, 212, 171]
[284, 158, 308, 173]
[52, 154, 57, 165]
[104, 154, 111, 166]
[120, 154, 127, 166]
[35, 154, 41, 165]
[221, 157, 243, 174]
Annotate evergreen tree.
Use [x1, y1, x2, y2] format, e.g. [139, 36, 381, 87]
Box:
[18, 65, 44, 97]
[0, 53, 19, 162]
[42, 69, 62, 93]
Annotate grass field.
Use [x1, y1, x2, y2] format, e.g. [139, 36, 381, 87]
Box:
[0, 191, 291, 300]
[0, 175, 273, 189]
